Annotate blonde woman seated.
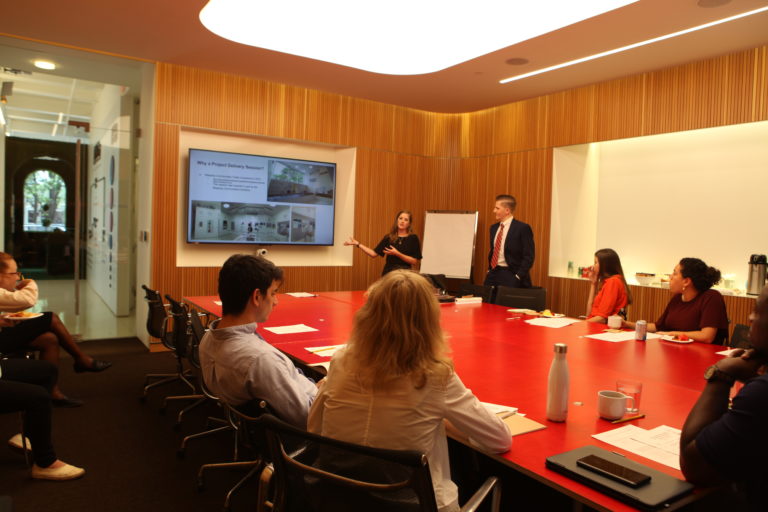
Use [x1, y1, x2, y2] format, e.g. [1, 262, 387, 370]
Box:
[308, 270, 511, 512]
[585, 248, 632, 323]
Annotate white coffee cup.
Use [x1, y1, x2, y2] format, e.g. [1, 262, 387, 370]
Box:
[607, 315, 622, 329]
[597, 390, 632, 420]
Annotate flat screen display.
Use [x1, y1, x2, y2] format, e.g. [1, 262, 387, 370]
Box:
[186, 148, 336, 246]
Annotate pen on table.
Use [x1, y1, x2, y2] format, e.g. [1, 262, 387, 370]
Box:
[611, 414, 645, 424]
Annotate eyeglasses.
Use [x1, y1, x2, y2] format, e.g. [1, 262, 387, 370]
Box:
[1, 271, 24, 280]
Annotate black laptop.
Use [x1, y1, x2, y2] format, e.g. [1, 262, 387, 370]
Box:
[546, 445, 694, 511]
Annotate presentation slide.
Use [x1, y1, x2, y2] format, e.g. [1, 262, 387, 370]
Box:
[187, 149, 336, 246]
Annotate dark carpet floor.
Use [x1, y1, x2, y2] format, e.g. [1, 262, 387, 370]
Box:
[0, 338, 260, 512]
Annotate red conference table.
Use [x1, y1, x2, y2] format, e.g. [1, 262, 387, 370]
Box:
[186, 292, 723, 511]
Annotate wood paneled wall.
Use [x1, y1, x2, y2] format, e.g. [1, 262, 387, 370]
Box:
[151, 46, 767, 328]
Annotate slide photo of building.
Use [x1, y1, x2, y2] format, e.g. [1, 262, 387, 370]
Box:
[190, 201, 290, 243]
[267, 159, 334, 205]
[290, 207, 316, 243]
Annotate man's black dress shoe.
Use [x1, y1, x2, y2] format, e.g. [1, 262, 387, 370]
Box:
[73, 360, 112, 373]
[52, 397, 84, 408]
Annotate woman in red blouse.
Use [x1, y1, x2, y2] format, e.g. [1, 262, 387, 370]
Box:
[586, 248, 632, 323]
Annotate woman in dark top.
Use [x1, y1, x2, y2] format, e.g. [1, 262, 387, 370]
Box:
[626, 257, 728, 344]
[344, 210, 422, 276]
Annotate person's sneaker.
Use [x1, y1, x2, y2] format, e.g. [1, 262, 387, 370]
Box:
[8, 433, 31, 451]
[31, 462, 85, 481]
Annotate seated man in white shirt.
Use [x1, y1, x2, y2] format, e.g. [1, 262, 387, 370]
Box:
[199, 254, 318, 427]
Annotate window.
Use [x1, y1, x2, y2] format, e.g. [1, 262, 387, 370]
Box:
[23, 170, 66, 232]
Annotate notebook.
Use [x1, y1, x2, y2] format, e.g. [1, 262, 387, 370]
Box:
[545, 445, 693, 511]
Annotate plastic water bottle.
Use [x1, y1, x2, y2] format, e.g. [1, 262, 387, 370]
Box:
[546, 343, 569, 422]
[635, 320, 647, 341]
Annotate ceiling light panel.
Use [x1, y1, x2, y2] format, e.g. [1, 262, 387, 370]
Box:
[200, 0, 638, 75]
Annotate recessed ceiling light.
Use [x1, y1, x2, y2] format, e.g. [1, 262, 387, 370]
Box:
[33, 60, 56, 70]
[200, 0, 638, 75]
[500, 5, 768, 84]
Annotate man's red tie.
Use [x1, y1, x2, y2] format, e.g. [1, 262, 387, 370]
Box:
[491, 224, 504, 269]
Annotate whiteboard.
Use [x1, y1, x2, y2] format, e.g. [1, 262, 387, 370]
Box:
[420, 211, 478, 279]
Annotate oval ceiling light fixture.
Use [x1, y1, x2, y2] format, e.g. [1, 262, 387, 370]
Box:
[200, 0, 638, 76]
[500, 5, 768, 84]
[33, 60, 56, 70]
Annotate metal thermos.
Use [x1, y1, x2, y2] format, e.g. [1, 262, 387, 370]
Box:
[546, 343, 569, 422]
[747, 254, 767, 295]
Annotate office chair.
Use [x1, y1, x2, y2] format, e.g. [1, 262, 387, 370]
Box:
[177, 311, 232, 457]
[141, 285, 180, 399]
[258, 413, 502, 512]
[160, 295, 204, 427]
[458, 283, 496, 303]
[493, 286, 546, 312]
[421, 273, 447, 293]
[729, 323, 750, 349]
[198, 399, 272, 511]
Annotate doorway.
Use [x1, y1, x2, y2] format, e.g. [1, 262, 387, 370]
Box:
[1, 67, 138, 340]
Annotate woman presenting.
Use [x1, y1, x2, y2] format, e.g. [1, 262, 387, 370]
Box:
[344, 210, 422, 276]
[585, 248, 632, 323]
[308, 271, 511, 512]
[625, 257, 728, 344]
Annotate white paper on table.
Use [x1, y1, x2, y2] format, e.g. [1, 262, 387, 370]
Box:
[305, 344, 345, 357]
[213, 300, 222, 305]
[716, 348, 740, 356]
[481, 401, 519, 418]
[525, 317, 580, 328]
[285, 292, 317, 298]
[584, 331, 662, 343]
[631, 425, 681, 456]
[592, 424, 681, 470]
[263, 324, 319, 335]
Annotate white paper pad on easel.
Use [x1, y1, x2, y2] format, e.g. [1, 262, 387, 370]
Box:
[263, 324, 318, 334]
[584, 331, 662, 343]
[525, 317, 580, 328]
[305, 344, 345, 357]
[592, 424, 681, 469]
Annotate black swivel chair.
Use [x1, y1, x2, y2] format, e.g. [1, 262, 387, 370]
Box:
[493, 286, 546, 311]
[160, 295, 205, 427]
[458, 283, 496, 303]
[141, 285, 181, 399]
[258, 413, 502, 512]
[198, 399, 272, 511]
[729, 323, 750, 349]
[178, 311, 233, 457]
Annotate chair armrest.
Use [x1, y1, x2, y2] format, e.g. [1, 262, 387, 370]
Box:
[460, 476, 500, 512]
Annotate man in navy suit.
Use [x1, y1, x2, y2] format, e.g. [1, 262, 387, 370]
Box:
[483, 194, 535, 288]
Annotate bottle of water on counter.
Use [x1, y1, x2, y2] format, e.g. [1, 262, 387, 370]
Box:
[546, 343, 569, 422]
